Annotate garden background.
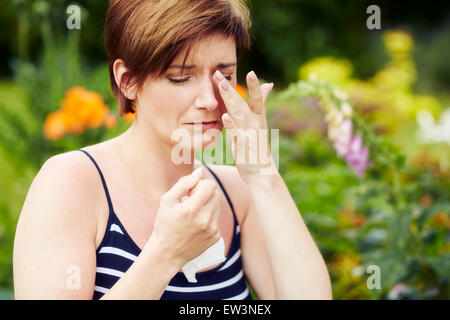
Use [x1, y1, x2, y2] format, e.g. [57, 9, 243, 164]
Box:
[0, 0, 449, 299]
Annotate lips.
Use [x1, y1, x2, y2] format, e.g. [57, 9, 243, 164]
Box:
[186, 121, 219, 131]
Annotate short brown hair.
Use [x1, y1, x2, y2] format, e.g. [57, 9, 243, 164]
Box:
[104, 0, 252, 116]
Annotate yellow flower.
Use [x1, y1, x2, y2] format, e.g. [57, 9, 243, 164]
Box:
[371, 60, 416, 92]
[383, 30, 413, 59]
[298, 57, 353, 86]
[330, 252, 361, 276]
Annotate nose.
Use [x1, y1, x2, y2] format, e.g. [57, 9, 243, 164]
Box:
[193, 75, 219, 111]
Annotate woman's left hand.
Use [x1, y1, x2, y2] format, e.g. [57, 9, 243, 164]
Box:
[213, 70, 276, 182]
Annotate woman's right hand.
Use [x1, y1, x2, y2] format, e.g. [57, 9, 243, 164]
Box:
[147, 167, 221, 270]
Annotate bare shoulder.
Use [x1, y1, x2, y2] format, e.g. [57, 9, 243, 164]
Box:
[37, 150, 102, 202]
[17, 150, 103, 231]
[13, 150, 101, 298]
[206, 164, 251, 224]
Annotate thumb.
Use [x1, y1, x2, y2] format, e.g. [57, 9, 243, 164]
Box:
[167, 166, 203, 202]
[261, 82, 274, 106]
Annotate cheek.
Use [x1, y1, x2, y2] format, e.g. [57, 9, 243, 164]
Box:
[152, 87, 192, 119]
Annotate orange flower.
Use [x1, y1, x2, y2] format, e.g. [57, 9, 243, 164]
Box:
[62, 86, 108, 130]
[353, 213, 366, 227]
[235, 84, 247, 100]
[104, 113, 118, 129]
[338, 206, 366, 228]
[419, 194, 433, 208]
[44, 86, 111, 140]
[43, 110, 68, 140]
[431, 211, 450, 229]
[123, 111, 136, 124]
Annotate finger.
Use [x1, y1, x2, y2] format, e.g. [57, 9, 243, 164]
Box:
[246, 71, 264, 114]
[195, 192, 221, 240]
[221, 113, 235, 130]
[183, 179, 217, 213]
[228, 128, 248, 165]
[261, 82, 274, 106]
[214, 70, 248, 123]
[166, 167, 203, 201]
[211, 188, 221, 223]
[196, 188, 221, 224]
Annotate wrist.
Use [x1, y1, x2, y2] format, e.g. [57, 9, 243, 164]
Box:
[143, 235, 182, 277]
[243, 159, 280, 187]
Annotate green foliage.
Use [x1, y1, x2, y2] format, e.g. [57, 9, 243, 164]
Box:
[0, 0, 449, 300]
[274, 80, 449, 299]
[0, 2, 129, 298]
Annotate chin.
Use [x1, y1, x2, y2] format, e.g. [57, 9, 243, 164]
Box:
[170, 124, 223, 165]
[192, 128, 222, 150]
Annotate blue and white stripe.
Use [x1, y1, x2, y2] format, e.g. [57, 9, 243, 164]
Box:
[78, 148, 251, 301]
[93, 218, 251, 300]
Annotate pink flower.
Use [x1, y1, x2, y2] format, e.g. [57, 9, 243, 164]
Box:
[392, 284, 406, 294]
[322, 95, 372, 177]
[332, 119, 353, 157]
[344, 135, 372, 177]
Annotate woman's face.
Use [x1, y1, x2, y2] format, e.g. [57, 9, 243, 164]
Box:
[135, 33, 237, 152]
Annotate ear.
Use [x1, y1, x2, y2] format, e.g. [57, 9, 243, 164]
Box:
[113, 59, 138, 101]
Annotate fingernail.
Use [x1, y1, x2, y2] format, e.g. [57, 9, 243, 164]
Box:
[181, 195, 189, 202]
[249, 71, 257, 81]
[192, 167, 203, 176]
[221, 80, 229, 90]
[222, 113, 231, 122]
[215, 70, 225, 81]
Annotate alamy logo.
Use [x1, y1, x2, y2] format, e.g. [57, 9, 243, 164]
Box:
[366, 5, 381, 30]
[366, 265, 381, 289]
[66, 5, 81, 30]
[170, 126, 279, 175]
[66, 265, 81, 290]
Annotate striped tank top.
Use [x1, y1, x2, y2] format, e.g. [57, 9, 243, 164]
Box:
[77, 149, 252, 300]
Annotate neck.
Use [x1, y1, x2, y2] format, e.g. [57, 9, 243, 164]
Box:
[114, 121, 199, 201]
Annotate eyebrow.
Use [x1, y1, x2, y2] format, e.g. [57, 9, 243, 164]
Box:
[167, 63, 237, 70]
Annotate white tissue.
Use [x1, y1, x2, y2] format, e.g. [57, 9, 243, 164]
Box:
[181, 237, 226, 283]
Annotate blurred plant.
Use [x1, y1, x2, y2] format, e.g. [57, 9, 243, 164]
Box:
[278, 77, 395, 177]
[329, 252, 371, 299]
[325, 89, 372, 177]
[275, 59, 449, 299]
[275, 125, 450, 299]
[0, 1, 132, 171]
[411, 144, 450, 180]
[0, 1, 448, 301]
[416, 109, 450, 145]
[298, 30, 442, 135]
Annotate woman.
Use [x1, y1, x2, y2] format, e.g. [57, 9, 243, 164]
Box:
[13, 0, 332, 300]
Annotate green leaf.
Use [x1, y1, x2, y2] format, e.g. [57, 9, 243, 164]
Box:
[424, 253, 450, 282]
[388, 209, 413, 247]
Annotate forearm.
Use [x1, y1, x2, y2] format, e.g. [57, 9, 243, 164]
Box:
[100, 236, 179, 300]
[246, 172, 332, 300]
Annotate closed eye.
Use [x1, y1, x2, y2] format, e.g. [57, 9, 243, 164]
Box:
[168, 75, 232, 84]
